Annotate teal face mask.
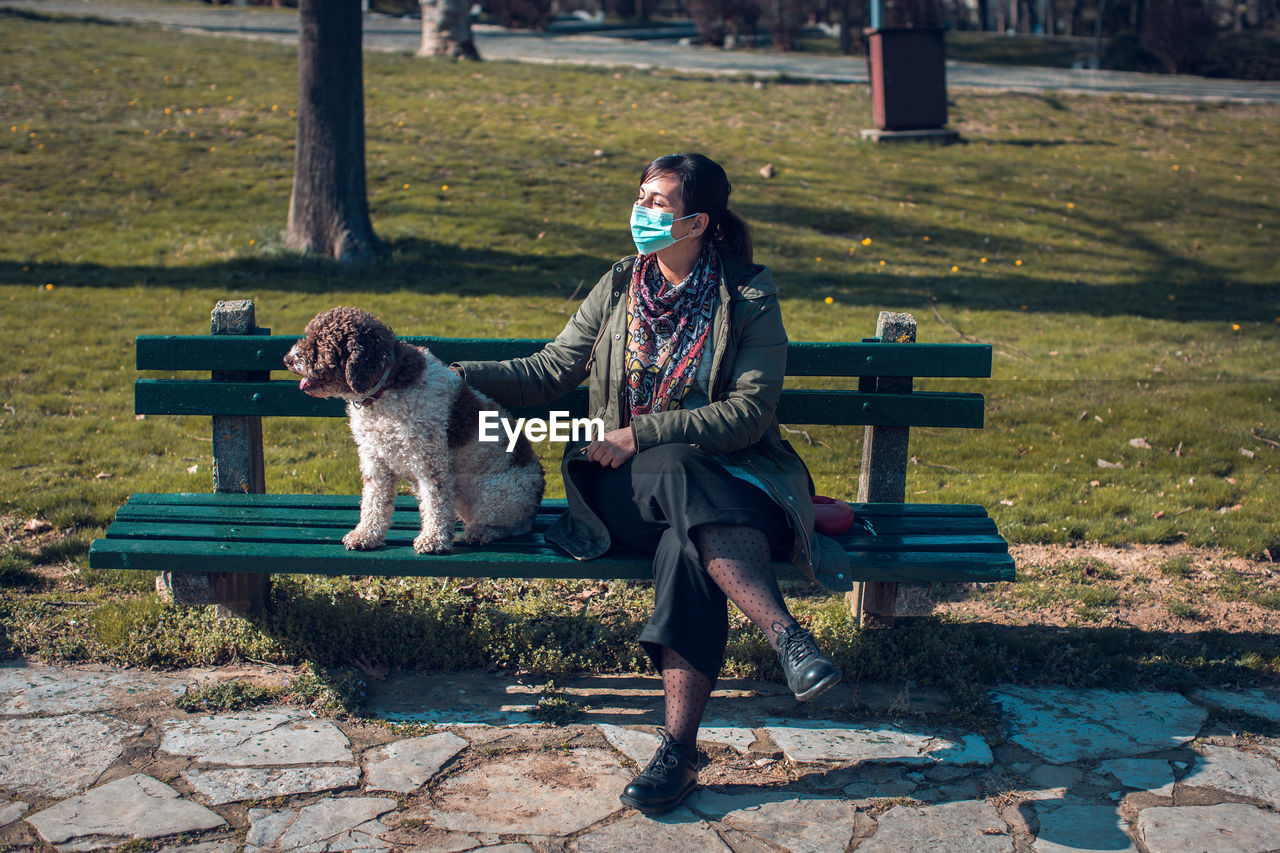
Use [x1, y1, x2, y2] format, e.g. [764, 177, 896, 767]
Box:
[630, 204, 701, 255]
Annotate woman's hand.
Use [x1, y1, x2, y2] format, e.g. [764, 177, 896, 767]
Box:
[586, 427, 637, 468]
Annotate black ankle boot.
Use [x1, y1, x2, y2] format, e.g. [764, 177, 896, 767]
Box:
[619, 728, 698, 815]
[775, 622, 842, 701]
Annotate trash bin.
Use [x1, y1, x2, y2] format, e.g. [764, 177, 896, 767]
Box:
[866, 28, 948, 131]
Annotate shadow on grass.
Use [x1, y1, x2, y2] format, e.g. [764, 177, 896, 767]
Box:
[0, 240, 614, 299]
[0, 7, 135, 28]
[737, 201, 1276, 322]
[4, 235, 1275, 324]
[987, 139, 1116, 147]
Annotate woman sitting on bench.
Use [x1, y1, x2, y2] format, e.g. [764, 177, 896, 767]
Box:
[452, 152, 842, 816]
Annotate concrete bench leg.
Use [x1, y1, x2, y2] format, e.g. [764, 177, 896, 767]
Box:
[157, 571, 266, 618]
[170, 299, 269, 616]
[848, 311, 916, 629]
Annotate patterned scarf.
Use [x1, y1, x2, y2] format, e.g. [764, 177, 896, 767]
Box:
[625, 243, 720, 416]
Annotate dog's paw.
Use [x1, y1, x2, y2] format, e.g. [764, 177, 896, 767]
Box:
[413, 532, 453, 555]
[343, 529, 385, 551]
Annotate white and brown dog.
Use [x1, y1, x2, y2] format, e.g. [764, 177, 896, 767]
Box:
[284, 307, 544, 554]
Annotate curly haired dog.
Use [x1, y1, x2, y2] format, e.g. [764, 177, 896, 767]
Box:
[284, 307, 544, 554]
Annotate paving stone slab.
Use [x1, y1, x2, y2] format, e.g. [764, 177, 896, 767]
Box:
[183, 764, 360, 804]
[160, 709, 353, 765]
[842, 775, 919, 801]
[989, 687, 1207, 765]
[573, 810, 730, 852]
[366, 671, 536, 726]
[598, 723, 659, 765]
[246, 797, 396, 853]
[858, 799, 1014, 853]
[0, 799, 30, 826]
[761, 721, 993, 766]
[1031, 804, 1138, 853]
[842, 764, 921, 801]
[0, 714, 143, 797]
[922, 778, 984, 802]
[1023, 764, 1085, 800]
[0, 663, 186, 715]
[1091, 758, 1175, 797]
[25, 773, 226, 852]
[363, 732, 468, 793]
[698, 724, 756, 753]
[1136, 802, 1280, 853]
[686, 790, 858, 852]
[1180, 744, 1280, 806]
[1192, 687, 1280, 722]
[420, 747, 631, 835]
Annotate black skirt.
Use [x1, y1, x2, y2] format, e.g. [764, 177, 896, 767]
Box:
[576, 442, 793, 682]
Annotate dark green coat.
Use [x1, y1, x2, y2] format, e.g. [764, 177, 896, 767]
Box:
[454, 254, 851, 591]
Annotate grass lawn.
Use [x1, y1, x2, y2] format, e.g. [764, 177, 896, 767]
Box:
[1, 11, 1277, 717]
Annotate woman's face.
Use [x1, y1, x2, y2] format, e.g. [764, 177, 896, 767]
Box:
[637, 172, 705, 245]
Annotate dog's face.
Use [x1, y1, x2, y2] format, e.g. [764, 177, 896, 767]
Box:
[284, 307, 396, 399]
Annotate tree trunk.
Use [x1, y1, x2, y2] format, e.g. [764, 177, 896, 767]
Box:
[1092, 0, 1107, 67]
[418, 0, 481, 59]
[286, 0, 381, 263]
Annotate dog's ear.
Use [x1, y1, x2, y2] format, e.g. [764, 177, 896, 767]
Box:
[344, 320, 395, 395]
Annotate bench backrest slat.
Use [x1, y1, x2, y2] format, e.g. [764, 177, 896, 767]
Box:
[136, 335, 992, 379]
[135, 380, 987, 429]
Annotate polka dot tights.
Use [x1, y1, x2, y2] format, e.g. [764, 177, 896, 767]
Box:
[659, 524, 799, 748]
[695, 523, 797, 647]
[660, 646, 711, 748]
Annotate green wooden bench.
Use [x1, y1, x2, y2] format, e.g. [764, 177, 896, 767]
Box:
[89, 300, 1014, 626]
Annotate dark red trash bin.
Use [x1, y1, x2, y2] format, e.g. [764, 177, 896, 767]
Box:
[867, 28, 948, 131]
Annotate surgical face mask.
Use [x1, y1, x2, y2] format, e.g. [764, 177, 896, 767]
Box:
[630, 204, 701, 255]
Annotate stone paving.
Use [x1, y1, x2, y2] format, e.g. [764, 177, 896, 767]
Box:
[1, 659, 1279, 851]
[4, 0, 1279, 104]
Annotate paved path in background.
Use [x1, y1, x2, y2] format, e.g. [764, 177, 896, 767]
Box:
[2, 659, 1280, 851]
[6, 0, 1280, 103]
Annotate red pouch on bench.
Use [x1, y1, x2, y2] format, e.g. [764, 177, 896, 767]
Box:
[812, 495, 855, 536]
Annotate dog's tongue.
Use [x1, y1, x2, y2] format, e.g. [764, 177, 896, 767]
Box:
[299, 378, 313, 392]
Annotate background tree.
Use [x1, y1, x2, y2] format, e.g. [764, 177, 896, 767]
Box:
[1140, 0, 1217, 72]
[418, 0, 481, 59]
[286, 0, 381, 263]
[975, 0, 991, 28]
[830, 0, 867, 53]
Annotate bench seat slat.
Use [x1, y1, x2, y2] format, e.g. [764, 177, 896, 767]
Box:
[89, 537, 1014, 585]
[112, 494, 998, 532]
[113, 505, 999, 537]
[119, 493, 993, 517]
[103, 521, 1011, 555]
[137, 336, 993, 379]
[134, 380, 986, 429]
